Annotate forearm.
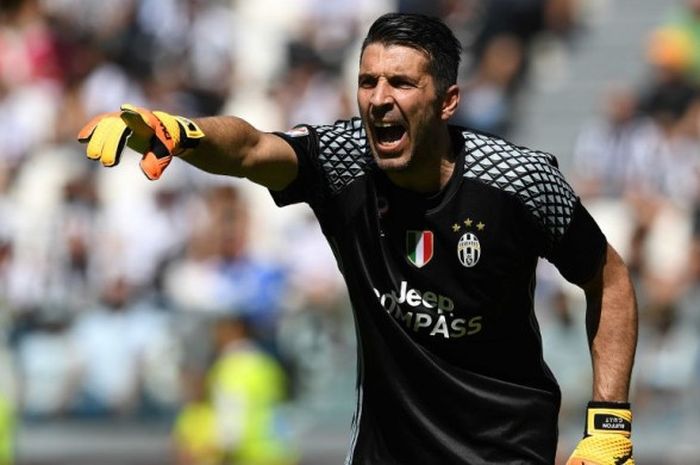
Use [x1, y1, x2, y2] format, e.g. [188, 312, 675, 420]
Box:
[179, 116, 297, 190]
[178, 116, 263, 176]
[585, 245, 638, 402]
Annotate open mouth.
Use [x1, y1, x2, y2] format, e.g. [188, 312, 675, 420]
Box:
[374, 122, 407, 151]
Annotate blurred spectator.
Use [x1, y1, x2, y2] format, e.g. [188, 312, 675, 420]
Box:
[640, 26, 697, 135]
[471, 0, 580, 87]
[0, 0, 61, 85]
[42, 172, 99, 311]
[163, 185, 288, 351]
[205, 315, 297, 465]
[454, 33, 524, 135]
[570, 85, 661, 266]
[95, 176, 195, 294]
[15, 309, 79, 418]
[451, 0, 583, 136]
[572, 84, 656, 200]
[0, 0, 62, 175]
[69, 276, 177, 417]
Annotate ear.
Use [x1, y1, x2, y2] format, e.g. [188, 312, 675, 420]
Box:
[440, 84, 460, 121]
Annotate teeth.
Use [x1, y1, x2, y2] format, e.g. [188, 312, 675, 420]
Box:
[375, 122, 398, 128]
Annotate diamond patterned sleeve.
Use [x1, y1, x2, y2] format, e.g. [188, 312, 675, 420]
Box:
[270, 118, 371, 210]
[313, 118, 371, 195]
[463, 132, 578, 248]
[269, 124, 324, 208]
[462, 131, 606, 283]
[512, 149, 607, 284]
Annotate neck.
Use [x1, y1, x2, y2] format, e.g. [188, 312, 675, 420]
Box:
[387, 126, 455, 193]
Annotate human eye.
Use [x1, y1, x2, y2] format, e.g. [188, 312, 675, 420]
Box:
[389, 76, 416, 89]
[358, 74, 376, 88]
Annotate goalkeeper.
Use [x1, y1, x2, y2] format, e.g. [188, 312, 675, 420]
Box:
[78, 13, 638, 465]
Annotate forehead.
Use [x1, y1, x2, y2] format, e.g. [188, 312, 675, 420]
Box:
[359, 43, 431, 75]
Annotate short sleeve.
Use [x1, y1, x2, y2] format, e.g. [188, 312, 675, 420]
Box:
[269, 125, 324, 208]
[459, 130, 608, 284]
[268, 118, 372, 211]
[545, 200, 607, 285]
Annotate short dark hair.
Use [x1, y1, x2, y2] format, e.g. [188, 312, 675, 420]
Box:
[361, 13, 462, 97]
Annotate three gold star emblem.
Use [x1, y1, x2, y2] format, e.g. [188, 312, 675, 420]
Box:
[454, 218, 485, 233]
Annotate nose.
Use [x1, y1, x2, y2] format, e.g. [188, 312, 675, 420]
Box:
[369, 80, 393, 114]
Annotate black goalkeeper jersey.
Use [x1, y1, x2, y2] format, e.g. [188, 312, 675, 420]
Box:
[270, 118, 607, 465]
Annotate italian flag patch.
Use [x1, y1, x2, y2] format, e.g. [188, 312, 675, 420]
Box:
[406, 231, 434, 268]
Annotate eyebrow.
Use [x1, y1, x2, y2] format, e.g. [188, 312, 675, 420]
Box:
[358, 72, 418, 83]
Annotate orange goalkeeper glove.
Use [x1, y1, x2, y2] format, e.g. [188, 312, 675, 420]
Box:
[77, 104, 205, 180]
[566, 402, 634, 465]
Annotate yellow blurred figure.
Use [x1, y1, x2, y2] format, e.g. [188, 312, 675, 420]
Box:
[210, 315, 296, 465]
[173, 316, 296, 465]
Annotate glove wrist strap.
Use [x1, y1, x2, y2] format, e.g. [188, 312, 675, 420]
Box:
[585, 401, 632, 438]
[174, 115, 205, 150]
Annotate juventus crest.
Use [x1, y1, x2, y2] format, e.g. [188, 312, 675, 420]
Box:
[457, 233, 481, 268]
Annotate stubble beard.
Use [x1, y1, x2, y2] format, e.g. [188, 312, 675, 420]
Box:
[372, 151, 413, 172]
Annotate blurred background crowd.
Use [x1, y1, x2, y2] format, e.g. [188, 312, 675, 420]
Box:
[0, 0, 699, 464]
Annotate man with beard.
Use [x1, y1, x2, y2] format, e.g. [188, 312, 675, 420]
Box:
[78, 13, 637, 465]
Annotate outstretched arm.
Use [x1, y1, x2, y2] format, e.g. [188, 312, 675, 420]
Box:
[582, 244, 637, 402]
[78, 105, 298, 190]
